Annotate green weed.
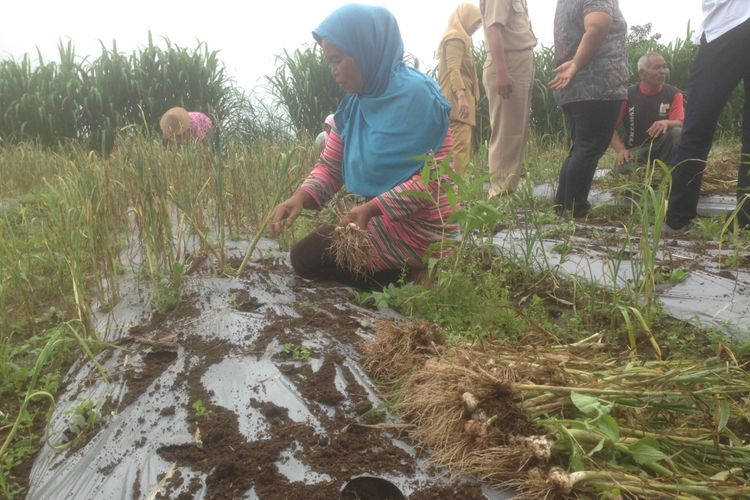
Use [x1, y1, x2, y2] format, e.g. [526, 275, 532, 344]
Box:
[62, 398, 101, 444]
[281, 343, 312, 362]
[693, 216, 728, 240]
[153, 263, 186, 313]
[191, 400, 209, 418]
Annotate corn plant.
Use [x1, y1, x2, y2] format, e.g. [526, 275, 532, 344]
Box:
[267, 45, 343, 137]
[0, 34, 234, 154]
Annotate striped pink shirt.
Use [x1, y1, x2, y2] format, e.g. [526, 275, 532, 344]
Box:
[300, 129, 458, 272]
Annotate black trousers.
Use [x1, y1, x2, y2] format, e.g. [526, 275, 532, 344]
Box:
[555, 99, 622, 217]
[667, 17, 750, 228]
[289, 225, 403, 290]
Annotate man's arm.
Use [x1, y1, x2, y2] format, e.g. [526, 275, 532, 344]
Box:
[610, 101, 632, 164]
[486, 23, 513, 98]
[610, 129, 633, 164]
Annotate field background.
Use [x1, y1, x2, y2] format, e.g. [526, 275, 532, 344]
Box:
[1, 24, 748, 498]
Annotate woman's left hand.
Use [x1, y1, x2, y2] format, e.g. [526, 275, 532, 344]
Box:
[549, 60, 579, 90]
[339, 200, 381, 230]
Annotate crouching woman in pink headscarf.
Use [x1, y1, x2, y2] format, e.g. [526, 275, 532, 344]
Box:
[268, 4, 457, 290]
[159, 106, 213, 145]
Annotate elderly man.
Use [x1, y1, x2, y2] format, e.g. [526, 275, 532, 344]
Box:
[665, 1, 750, 232]
[610, 52, 684, 175]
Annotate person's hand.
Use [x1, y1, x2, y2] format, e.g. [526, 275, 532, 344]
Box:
[339, 201, 380, 230]
[615, 149, 633, 165]
[646, 120, 669, 138]
[457, 93, 470, 119]
[495, 71, 514, 99]
[268, 193, 305, 236]
[549, 60, 579, 90]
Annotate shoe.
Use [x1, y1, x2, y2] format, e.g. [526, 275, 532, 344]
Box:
[662, 222, 692, 234]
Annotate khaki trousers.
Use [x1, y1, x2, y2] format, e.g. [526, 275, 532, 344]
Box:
[483, 49, 534, 196]
[449, 121, 473, 176]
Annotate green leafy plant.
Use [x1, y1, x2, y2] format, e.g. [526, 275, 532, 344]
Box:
[191, 399, 209, 418]
[667, 268, 689, 284]
[153, 262, 186, 313]
[281, 343, 311, 362]
[693, 216, 727, 240]
[62, 398, 101, 443]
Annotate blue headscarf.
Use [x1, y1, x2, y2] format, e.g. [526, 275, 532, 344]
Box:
[313, 4, 451, 197]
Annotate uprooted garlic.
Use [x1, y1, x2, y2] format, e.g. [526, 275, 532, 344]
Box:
[546, 467, 586, 494]
[510, 435, 554, 460]
[464, 419, 486, 439]
[461, 392, 479, 412]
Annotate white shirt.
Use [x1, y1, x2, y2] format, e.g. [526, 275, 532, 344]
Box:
[696, 0, 750, 43]
[315, 131, 328, 148]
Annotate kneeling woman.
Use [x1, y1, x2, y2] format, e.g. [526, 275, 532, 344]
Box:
[268, 4, 456, 289]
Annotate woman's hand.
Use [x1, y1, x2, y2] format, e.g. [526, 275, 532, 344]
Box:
[457, 92, 470, 119]
[549, 60, 579, 90]
[268, 193, 305, 236]
[550, 11, 611, 91]
[339, 200, 381, 230]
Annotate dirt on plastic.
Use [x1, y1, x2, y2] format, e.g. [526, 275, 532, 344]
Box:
[21, 256, 489, 499]
[147, 278, 479, 499]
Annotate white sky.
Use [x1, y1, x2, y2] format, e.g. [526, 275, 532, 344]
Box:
[1, 1, 704, 94]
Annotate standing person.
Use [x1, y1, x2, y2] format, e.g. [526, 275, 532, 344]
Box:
[481, 0, 537, 197]
[549, 0, 628, 218]
[610, 52, 684, 175]
[268, 4, 455, 289]
[436, 3, 482, 177]
[315, 113, 336, 149]
[159, 107, 213, 145]
[665, 1, 750, 232]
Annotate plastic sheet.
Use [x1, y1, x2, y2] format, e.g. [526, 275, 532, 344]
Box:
[492, 225, 750, 341]
[533, 181, 738, 217]
[26, 238, 510, 499]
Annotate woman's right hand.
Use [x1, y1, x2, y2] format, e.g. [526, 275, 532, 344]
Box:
[457, 93, 470, 119]
[268, 193, 305, 236]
